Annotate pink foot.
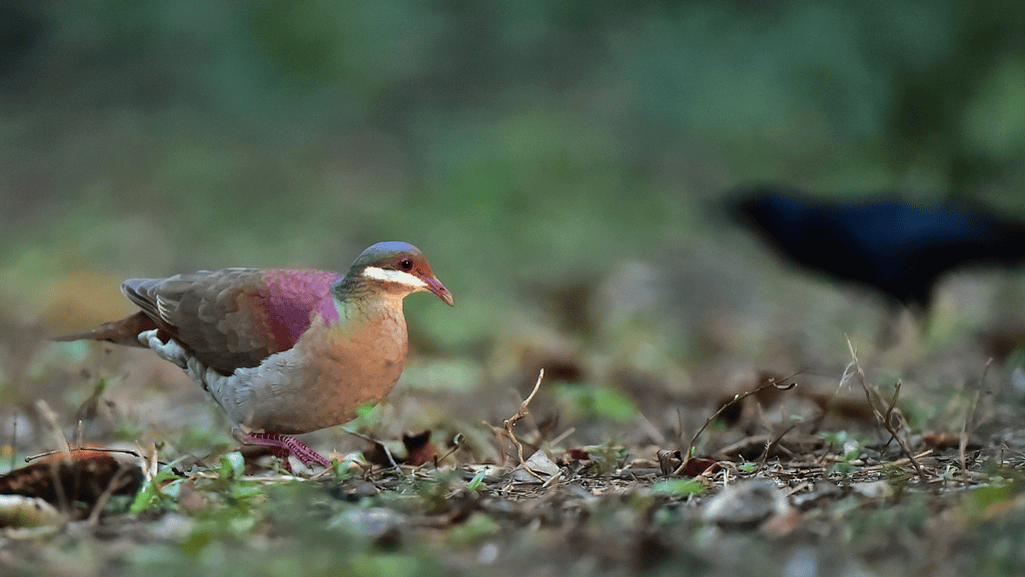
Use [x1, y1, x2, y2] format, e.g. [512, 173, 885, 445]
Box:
[243, 432, 332, 472]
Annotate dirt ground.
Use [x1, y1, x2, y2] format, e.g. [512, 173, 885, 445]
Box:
[3, 305, 1025, 577]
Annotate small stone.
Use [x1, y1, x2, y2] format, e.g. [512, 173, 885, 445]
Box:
[702, 479, 789, 528]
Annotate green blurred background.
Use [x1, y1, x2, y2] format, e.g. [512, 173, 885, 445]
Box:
[4, 0, 1025, 383]
[4, 8, 1025, 574]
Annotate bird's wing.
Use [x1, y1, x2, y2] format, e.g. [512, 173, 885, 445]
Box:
[122, 268, 342, 374]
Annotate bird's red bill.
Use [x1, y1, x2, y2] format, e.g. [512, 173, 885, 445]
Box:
[426, 277, 454, 306]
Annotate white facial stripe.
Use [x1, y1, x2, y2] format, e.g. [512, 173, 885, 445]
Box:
[362, 266, 428, 288]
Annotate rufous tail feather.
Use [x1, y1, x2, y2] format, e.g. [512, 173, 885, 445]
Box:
[50, 311, 158, 347]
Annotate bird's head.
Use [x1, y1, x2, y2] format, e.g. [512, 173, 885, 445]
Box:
[346, 242, 455, 306]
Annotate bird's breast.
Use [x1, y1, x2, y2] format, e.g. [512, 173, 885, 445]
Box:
[316, 310, 409, 384]
[218, 307, 410, 434]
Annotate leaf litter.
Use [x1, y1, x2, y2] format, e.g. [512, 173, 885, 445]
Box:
[2, 334, 1025, 577]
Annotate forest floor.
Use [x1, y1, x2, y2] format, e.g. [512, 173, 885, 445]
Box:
[2, 318, 1025, 577]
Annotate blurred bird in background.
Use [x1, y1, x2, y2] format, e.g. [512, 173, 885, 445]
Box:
[728, 184, 1025, 314]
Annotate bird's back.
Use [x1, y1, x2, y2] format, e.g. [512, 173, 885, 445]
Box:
[122, 268, 343, 374]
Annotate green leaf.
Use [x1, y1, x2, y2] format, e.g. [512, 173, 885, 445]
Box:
[332, 458, 353, 482]
[552, 384, 639, 423]
[351, 403, 382, 429]
[967, 485, 1016, 512]
[129, 457, 187, 514]
[652, 478, 705, 496]
[467, 469, 487, 492]
[447, 513, 501, 546]
[218, 451, 245, 480]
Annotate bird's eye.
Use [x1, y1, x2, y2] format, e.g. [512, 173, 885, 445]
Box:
[399, 258, 413, 271]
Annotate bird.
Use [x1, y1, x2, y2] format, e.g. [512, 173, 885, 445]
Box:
[729, 184, 1025, 309]
[52, 242, 454, 471]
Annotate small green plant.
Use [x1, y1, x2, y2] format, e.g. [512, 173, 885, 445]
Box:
[447, 513, 501, 546]
[332, 458, 355, 483]
[551, 383, 639, 423]
[820, 431, 865, 477]
[651, 478, 705, 496]
[467, 468, 487, 492]
[587, 442, 629, 475]
[180, 504, 262, 556]
[130, 457, 187, 514]
[407, 470, 458, 514]
[351, 403, 384, 431]
[217, 451, 245, 480]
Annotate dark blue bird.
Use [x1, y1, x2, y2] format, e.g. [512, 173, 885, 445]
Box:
[730, 185, 1025, 308]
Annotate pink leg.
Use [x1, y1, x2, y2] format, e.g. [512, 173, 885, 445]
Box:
[243, 432, 332, 472]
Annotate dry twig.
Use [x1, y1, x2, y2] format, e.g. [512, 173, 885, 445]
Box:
[487, 369, 546, 481]
[507, 369, 545, 481]
[861, 450, 933, 472]
[673, 374, 797, 476]
[85, 465, 135, 526]
[33, 400, 71, 460]
[845, 338, 926, 478]
[759, 423, 799, 468]
[960, 359, 991, 480]
[342, 428, 402, 472]
[26, 447, 142, 464]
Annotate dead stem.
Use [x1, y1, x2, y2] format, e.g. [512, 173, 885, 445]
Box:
[342, 428, 402, 472]
[491, 369, 546, 481]
[845, 338, 926, 478]
[142, 444, 160, 485]
[548, 427, 576, 448]
[33, 400, 71, 461]
[85, 465, 134, 526]
[9, 419, 17, 472]
[46, 461, 70, 518]
[861, 450, 933, 472]
[25, 447, 142, 464]
[960, 359, 991, 480]
[759, 423, 798, 469]
[436, 443, 460, 465]
[673, 373, 797, 476]
[675, 407, 684, 446]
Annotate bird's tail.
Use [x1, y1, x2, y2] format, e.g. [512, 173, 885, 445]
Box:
[50, 311, 157, 347]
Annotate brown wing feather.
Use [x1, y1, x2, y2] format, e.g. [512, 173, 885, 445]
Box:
[123, 269, 280, 374]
